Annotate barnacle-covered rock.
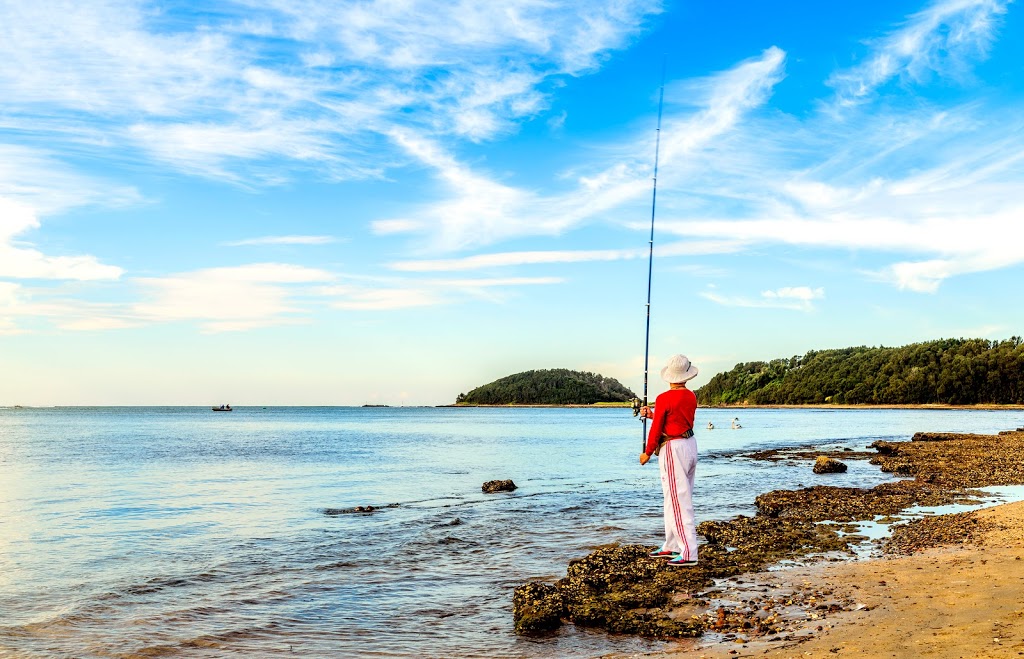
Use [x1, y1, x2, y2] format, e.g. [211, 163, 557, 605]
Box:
[884, 511, 1001, 555]
[513, 428, 1024, 640]
[871, 430, 1024, 488]
[482, 479, 517, 493]
[812, 456, 848, 474]
[555, 544, 706, 638]
[512, 582, 564, 634]
[867, 440, 899, 455]
[911, 432, 989, 442]
[755, 481, 972, 522]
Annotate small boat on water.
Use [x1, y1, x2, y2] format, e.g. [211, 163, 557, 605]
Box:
[212, 404, 233, 412]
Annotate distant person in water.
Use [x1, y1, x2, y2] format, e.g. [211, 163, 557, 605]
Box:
[639, 354, 699, 567]
[732, 417, 742, 429]
[707, 421, 714, 430]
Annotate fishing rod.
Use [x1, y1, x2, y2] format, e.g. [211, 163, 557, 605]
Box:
[632, 61, 667, 451]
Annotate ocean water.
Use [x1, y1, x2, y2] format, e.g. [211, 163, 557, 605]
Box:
[2, 406, 1023, 658]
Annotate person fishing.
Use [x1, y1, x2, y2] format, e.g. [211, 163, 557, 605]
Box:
[638, 354, 699, 567]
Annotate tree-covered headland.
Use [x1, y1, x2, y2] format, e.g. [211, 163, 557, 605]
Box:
[696, 337, 1024, 406]
[456, 369, 637, 405]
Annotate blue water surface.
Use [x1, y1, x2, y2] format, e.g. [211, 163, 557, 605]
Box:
[1, 406, 1022, 657]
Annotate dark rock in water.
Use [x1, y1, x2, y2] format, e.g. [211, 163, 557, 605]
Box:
[813, 456, 848, 474]
[323, 503, 399, 516]
[867, 440, 899, 455]
[513, 582, 564, 634]
[482, 479, 517, 493]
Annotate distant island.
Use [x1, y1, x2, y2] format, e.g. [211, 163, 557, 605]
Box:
[697, 337, 1024, 406]
[455, 369, 637, 406]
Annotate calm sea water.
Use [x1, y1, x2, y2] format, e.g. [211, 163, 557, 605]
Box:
[2, 406, 1023, 658]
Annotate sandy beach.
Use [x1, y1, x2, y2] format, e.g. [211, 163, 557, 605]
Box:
[656, 499, 1024, 658]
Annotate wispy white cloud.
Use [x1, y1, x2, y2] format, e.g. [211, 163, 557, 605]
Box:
[701, 285, 824, 311]
[0, 280, 142, 334]
[628, 2, 1024, 294]
[0, 0, 662, 182]
[827, 0, 1009, 107]
[374, 48, 787, 250]
[0, 145, 141, 215]
[132, 263, 335, 332]
[656, 167, 1024, 293]
[0, 197, 124, 281]
[391, 248, 644, 272]
[223, 235, 339, 247]
[388, 239, 746, 271]
[0, 263, 565, 333]
[321, 275, 562, 310]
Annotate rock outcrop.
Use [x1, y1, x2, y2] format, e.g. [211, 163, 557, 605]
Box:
[482, 479, 517, 493]
[813, 456, 848, 473]
[513, 428, 1024, 640]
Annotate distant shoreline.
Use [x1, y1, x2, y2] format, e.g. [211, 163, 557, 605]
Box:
[701, 403, 1024, 410]
[442, 402, 1024, 410]
[439, 402, 633, 408]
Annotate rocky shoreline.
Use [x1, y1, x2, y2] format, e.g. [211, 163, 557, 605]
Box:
[512, 428, 1024, 645]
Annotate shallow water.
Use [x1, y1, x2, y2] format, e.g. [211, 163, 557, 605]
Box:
[2, 406, 1022, 657]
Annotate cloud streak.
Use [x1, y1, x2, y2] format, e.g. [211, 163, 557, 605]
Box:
[827, 0, 1009, 107]
[701, 286, 825, 312]
[0, 0, 662, 183]
[224, 235, 339, 247]
[388, 240, 746, 271]
[374, 48, 787, 250]
[0, 197, 123, 281]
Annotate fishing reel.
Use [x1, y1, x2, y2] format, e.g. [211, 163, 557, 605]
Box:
[630, 397, 644, 417]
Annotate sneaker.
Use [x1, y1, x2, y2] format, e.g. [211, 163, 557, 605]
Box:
[666, 556, 698, 567]
[648, 548, 679, 559]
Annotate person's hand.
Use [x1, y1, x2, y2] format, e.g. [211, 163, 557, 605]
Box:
[639, 452, 650, 466]
[640, 406, 653, 419]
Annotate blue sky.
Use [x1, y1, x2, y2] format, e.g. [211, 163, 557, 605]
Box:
[2, 0, 1023, 405]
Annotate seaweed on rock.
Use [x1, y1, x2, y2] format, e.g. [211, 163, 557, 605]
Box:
[513, 429, 1024, 640]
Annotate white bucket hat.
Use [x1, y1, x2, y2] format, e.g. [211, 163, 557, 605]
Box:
[661, 354, 699, 384]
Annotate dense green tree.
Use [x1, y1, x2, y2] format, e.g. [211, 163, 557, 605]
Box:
[696, 338, 1024, 406]
[456, 369, 637, 405]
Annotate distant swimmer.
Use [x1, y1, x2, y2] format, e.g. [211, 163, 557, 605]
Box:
[707, 421, 714, 430]
[731, 417, 742, 429]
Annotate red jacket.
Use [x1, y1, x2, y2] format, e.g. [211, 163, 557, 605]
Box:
[645, 387, 697, 455]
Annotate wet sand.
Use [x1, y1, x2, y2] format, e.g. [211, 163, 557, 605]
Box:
[654, 499, 1024, 658]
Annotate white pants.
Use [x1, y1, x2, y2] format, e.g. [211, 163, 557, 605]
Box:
[657, 436, 698, 561]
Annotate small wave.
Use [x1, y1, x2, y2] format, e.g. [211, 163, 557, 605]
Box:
[313, 560, 358, 570]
